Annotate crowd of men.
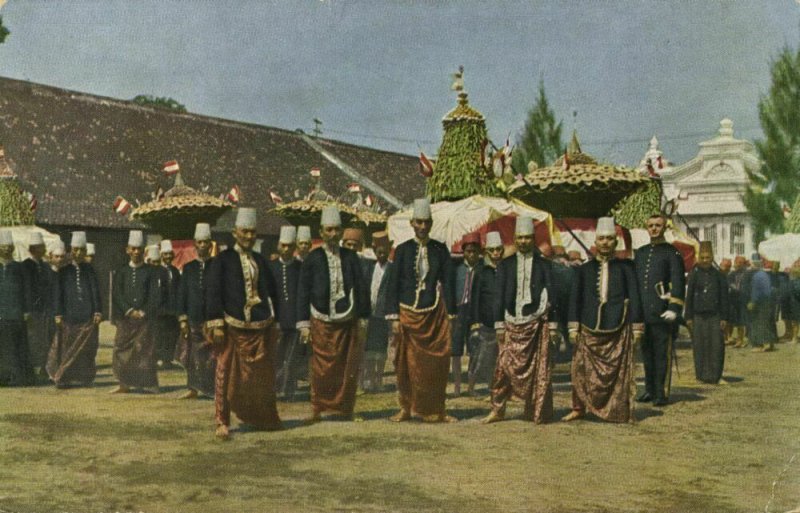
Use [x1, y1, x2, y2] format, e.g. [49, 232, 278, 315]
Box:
[1, 199, 797, 439]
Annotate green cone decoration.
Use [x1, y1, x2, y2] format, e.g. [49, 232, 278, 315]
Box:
[785, 195, 800, 233]
[426, 91, 501, 202]
[611, 178, 662, 229]
[0, 148, 34, 226]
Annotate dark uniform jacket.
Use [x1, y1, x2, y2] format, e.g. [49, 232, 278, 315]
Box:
[0, 261, 31, 321]
[206, 248, 279, 328]
[55, 262, 102, 324]
[469, 263, 498, 328]
[268, 258, 301, 331]
[23, 258, 54, 314]
[112, 264, 160, 321]
[494, 252, 555, 325]
[568, 258, 643, 333]
[385, 238, 456, 316]
[634, 241, 686, 324]
[178, 258, 212, 325]
[296, 246, 369, 324]
[159, 264, 181, 316]
[685, 266, 729, 320]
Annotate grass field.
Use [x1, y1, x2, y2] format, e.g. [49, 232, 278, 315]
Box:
[1, 323, 799, 513]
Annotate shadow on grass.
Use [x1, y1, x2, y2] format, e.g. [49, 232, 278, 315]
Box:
[668, 390, 706, 403]
[721, 375, 745, 383]
[633, 408, 665, 422]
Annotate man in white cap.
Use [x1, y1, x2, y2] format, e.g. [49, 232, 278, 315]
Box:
[145, 245, 161, 266]
[633, 214, 685, 406]
[110, 230, 161, 394]
[0, 229, 35, 386]
[483, 215, 557, 424]
[206, 207, 282, 439]
[385, 198, 457, 423]
[466, 231, 504, 396]
[48, 231, 103, 388]
[296, 226, 312, 262]
[297, 206, 370, 423]
[23, 231, 56, 377]
[155, 239, 181, 369]
[85, 243, 96, 265]
[362, 231, 393, 393]
[176, 223, 216, 399]
[48, 240, 66, 273]
[451, 231, 483, 396]
[563, 217, 643, 423]
[268, 225, 303, 399]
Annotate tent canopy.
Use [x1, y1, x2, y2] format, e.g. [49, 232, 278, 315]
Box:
[759, 233, 800, 270]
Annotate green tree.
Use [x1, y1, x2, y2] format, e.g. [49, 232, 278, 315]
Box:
[132, 95, 187, 113]
[511, 80, 563, 174]
[744, 46, 800, 242]
[0, 16, 10, 44]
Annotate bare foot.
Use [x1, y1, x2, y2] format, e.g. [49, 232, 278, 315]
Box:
[561, 410, 584, 422]
[389, 409, 411, 422]
[718, 378, 730, 385]
[302, 412, 322, 426]
[215, 425, 230, 441]
[178, 389, 198, 400]
[109, 385, 130, 394]
[422, 413, 458, 423]
[481, 411, 505, 424]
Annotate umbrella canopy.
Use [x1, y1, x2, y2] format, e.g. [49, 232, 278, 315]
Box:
[387, 194, 553, 254]
[759, 233, 800, 270]
[270, 198, 387, 235]
[507, 132, 650, 218]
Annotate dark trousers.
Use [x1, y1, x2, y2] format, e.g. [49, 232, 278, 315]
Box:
[642, 322, 673, 401]
[156, 315, 180, 364]
[275, 329, 304, 398]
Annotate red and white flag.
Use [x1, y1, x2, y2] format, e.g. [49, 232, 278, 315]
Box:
[561, 150, 570, 171]
[310, 167, 321, 178]
[347, 183, 361, 193]
[226, 185, 240, 203]
[269, 191, 283, 204]
[365, 194, 375, 207]
[113, 196, 131, 215]
[419, 152, 434, 177]
[162, 160, 180, 176]
[26, 192, 37, 211]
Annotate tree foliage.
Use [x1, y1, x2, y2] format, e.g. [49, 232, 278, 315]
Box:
[611, 178, 662, 230]
[0, 16, 10, 44]
[744, 46, 800, 242]
[511, 80, 563, 175]
[132, 95, 187, 113]
[0, 178, 35, 226]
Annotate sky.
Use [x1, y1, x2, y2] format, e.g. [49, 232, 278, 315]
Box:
[1, 0, 799, 167]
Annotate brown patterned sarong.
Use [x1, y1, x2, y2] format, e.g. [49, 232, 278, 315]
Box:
[214, 323, 281, 429]
[176, 323, 216, 396]
[571, 325, 635, 423]
[46, 321, 98, 385]
[309, 317, 361, 416]
[490, 317, 552, 424]
[395, 301, 451, 417]
[112, 317, 158, 388]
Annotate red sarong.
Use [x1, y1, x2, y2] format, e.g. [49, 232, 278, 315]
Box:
[46, 321, 98, 385]
[309, 317, 361, 416]
[214, 323, 282, 430]
[571, 326, 635, 423]
[490, 317, 553, 424]
[395, 301, 451, 417]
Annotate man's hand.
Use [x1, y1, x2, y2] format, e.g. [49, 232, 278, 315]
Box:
[660, 310, 677, 322]
[54, 315, 63, 326]
[633, 331, 643, 346]
[299, 327, 311, 344]
[93, 313, 102, 325]
[212, 327, 225, 347]
[569, 331, 578, 346]
[496, 329, 505, 346]
[23, 313, 31, 323]
[129, 310, 145, 320]
[180, 320, 189, 338]
[747, 302, 755, 312]
[550, 330, 564, 352]
[391, 320, 400, 335]
[686, 319, 694, 332]
[720, 320, 728, 332]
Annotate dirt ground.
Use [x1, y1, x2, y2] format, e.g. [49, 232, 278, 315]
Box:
[1, 323, 798, 513]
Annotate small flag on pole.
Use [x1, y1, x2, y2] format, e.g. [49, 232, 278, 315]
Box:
[162, 160, 180, 176]
[226, 185, 240, 203]
[347, 183, 361, 193]
[419, 152, 434, 177]
[310, 167, 321, 177]
[113, 196, 131, 215]
[269, 191, 283, 204]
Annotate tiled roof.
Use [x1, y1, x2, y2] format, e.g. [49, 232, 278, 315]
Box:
[0, 77, 424, 234]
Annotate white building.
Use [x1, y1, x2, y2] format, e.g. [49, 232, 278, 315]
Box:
[639, 119, 759, 261]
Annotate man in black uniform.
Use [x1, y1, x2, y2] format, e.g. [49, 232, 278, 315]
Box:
[633, 214, 685, 406]
[23, 231, 56, 377]
[0, 229, 34, 386]
[156, 240, 181, 369]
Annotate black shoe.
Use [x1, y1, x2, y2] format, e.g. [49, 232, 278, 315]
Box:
[636, 393, 653, 403]
[653, 397, 669, 407]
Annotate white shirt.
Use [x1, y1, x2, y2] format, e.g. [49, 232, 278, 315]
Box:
[371, 261, 387, 308]
[515, 252, 533, 319]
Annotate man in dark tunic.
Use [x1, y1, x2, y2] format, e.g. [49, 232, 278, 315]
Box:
[176, 223, 216, 399]
[466, 231, 503, 395]
[634, 214, 685, 407]
[719, 258, 735, 345]
[297, 207, 370, 423]
[206, 208, 283, 440]
[563, 217, 643, 423]
[363, 231, 393, 392]
[23, 231, 56, 378]
[155, 240, 181, 369]
[451, 231, 482, 396]
[729, 256, 748, 348]
[684, 241, 729, 384]
[85, 243, 96, 266]
[386, 198, 457, 423]
[268, 225, 303, 399]
[483, 216, 557, 425]
[296, 226, 312, 263]
[48, 231, 102, 387]
[747, 254, 776, 352]
[0, 229, 34, 386]
[111, 231, 161, 394]
[768, 260, 791, 341]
